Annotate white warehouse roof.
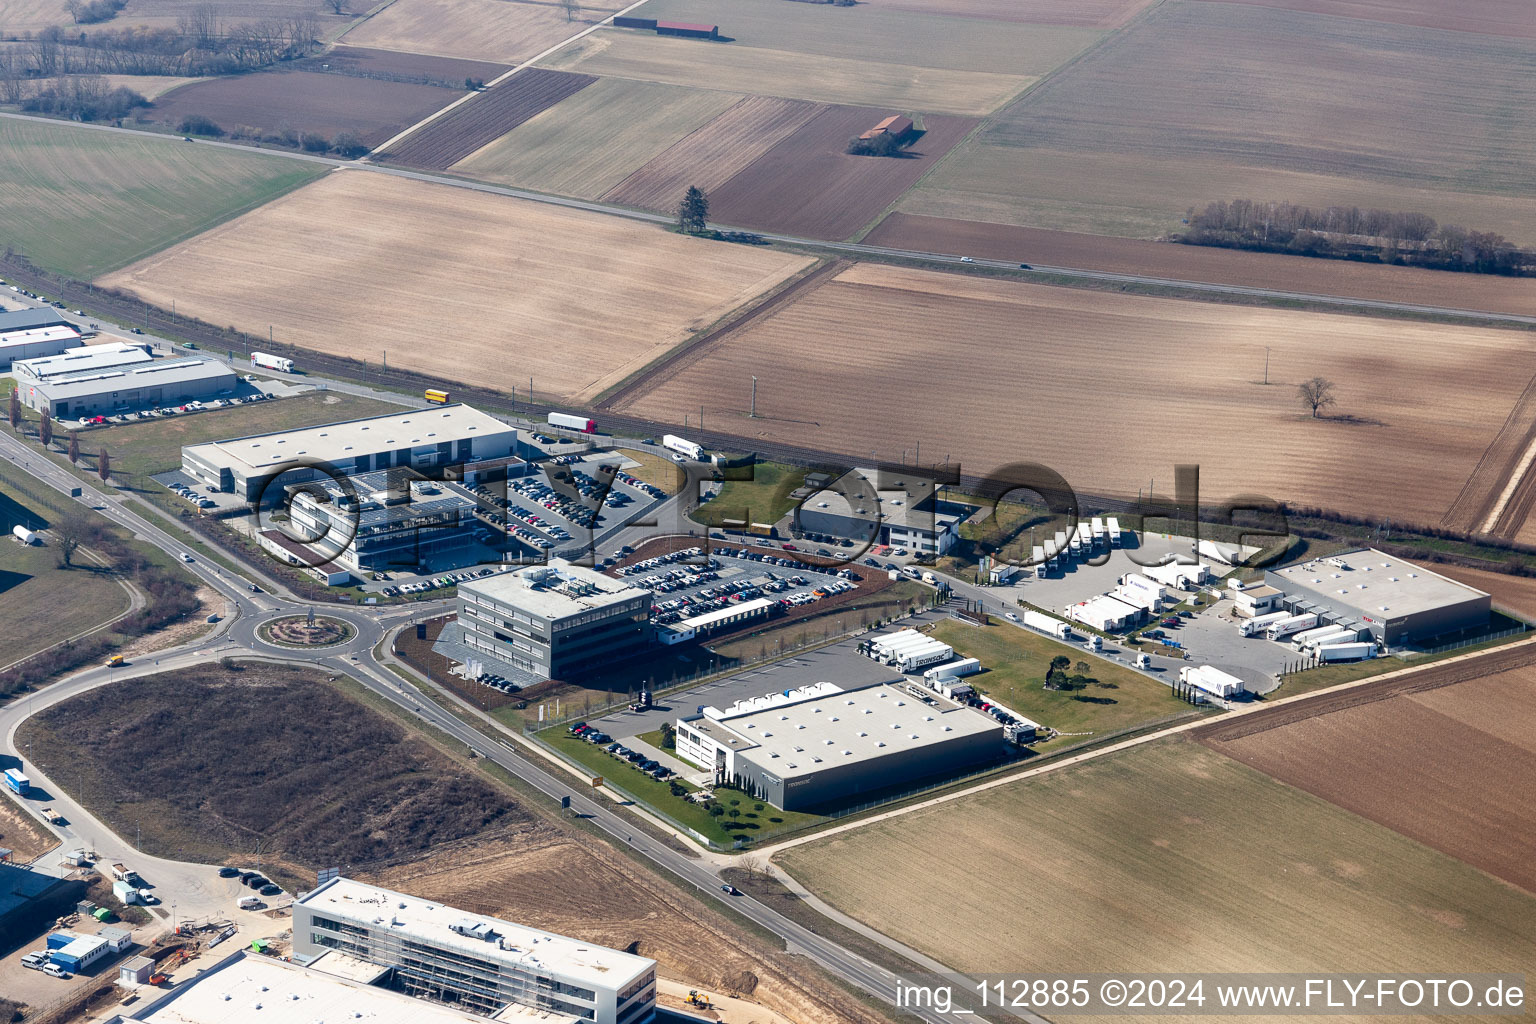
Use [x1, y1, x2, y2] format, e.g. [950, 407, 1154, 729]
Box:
[679, 596, 775, 631]
[1268, 549, 1488, 619]
[25, 356, 234, 401]
[13, 341, 151, 380]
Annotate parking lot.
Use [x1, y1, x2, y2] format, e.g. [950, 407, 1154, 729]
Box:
[614, 544, 863, 626]
[469, 452, 668, 560]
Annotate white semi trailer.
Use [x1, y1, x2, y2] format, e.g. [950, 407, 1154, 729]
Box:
[661, 434, 704, 461]
[1239, 611, 1290, 637]
[1266, 613, 1318, 640]
[1023, 610, 1070, 639]
[1317, 641, 1375, 663]
[250, 352, 293, 373]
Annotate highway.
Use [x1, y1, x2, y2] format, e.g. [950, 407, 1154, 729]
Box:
[0, 426, 988, 1024]
[2, 109, 1530, 328]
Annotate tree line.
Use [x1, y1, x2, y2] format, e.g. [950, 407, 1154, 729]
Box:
[1179, 198, 1533, 276]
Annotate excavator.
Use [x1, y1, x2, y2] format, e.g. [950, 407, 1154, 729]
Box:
[686, 990, 713, 1010]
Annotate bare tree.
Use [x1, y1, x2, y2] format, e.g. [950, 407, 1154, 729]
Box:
[1297, 376, 1337, 419]
[97, 447, 111, 484]
[561, 0, 580, 21]
[7, 388, 18, 430]
[738, 854, 765, 879]
[39, 409, 52, 447]
[53, 506, 89, 568]
[324, 0, 348, 14]
[68, 430, 80, 463]
[0, 50, 26, 106]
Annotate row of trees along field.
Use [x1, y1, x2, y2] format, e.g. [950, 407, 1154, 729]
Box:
[0, 7, 320, 81]
[1179, 199, 1534, 276]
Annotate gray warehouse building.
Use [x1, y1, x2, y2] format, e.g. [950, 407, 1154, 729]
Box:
[675, 681, 1002, 810]
[0, 307, 81, 369]
[454, 559, 651, 683]
[182, 404, 518, 501]
[1265, 548, 1490, 646]
[17, 354, 235, 418]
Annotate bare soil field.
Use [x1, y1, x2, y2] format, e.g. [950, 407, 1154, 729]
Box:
[368, 839, 895, 1024]
[98, 171, 814, 403]
[911, 0, 1536, 242]
[95, 74, 205, 100]
[15, 662, 529, 883]
[376, 68, 597, 169]
[864, 213, 1536, 317]
[150, 70, 463, 147]
[1200, 650, 1536, 892]
[340, 0, 620, 63]
[603, 95, 821, 211]
[705, 107, 977, 240]
[1438, 566, 1536, 619]
[612, 262, 1536, 526]
[862, 0, 1153, 26]
[1199, 0, 1536, 37]
[778, 737, 1536, 984]
[902, 143, 1536, 246]
[631, 0, 1103, 74]
[540, 31, 1031, 115]
[301, 45, 510, 86]
[452, 78, 742, 199]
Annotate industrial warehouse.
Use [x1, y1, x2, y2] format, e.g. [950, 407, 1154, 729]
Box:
[181, 404, 518, 500]
[1263, 548, 1490, 646]
[292, 877, 656, 1024]
[675, 681, 1003, 811]
[0, 307, 79, 368]
[450, 559, 652, 683]
[16, 351, 236, 419]
[792, 468, 966, 556]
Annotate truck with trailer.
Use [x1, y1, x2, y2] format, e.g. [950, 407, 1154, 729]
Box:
[1317, 641, 1375, 663]
[1105, 516, 1122, 547]
[662, 434, 705, 461]
[547, 412, 596, 433]
[1031, 545, 1047, 576]
[1091, 517, 1105, 548]
[1291, 624, 1344, 649]
[1265, 612, 1318, 640]
[1239, 611, 1291, 637]
[1296, 626, 1355, 651]
[3, 768, 29, 796]
[1023, 609, 1070, 639]
[1054, 531, 1069, 563]
[924, 657, 981, 683]
[1180, 664, 1245, 698]
[249, 352, 293, 373]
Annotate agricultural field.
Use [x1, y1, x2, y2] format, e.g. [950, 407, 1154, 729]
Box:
[377, 68, 597, 169]
[16, 662, 529, 884]
[860, 0, 1153, 26]
[0, 0, 347, 36]
[453, 79, 741, 198]
[612, 261, 1536, 526]
[340, 0, 621, 64]
[1201, 653, 1536, 892]
[0, 488, 131, 667]
[149, 70, 465, 148]
[368, 839, 894, 1024]
[1438, 566, 1536, 620]
[778, 738, 1536, 979]
[0, 118, 323, 278]
[603, 95, 821, 211]
[98, 172, 814, 403]
[906, 0, 1536, 243]
[864, 214, 1536, 317]
[96, 74, 205, 100]
[705, 106, 976, 240]
[1202, 0, 1536, 37]
[298, 46, 510, 86]
[927, 619, 1205, 746]
[631, 0, 1102, 74]
[540, 31, 1031, 116]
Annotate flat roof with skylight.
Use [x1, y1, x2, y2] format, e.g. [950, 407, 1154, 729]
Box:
[461, 559, 649, 621]
[1268, 549, 1487, 620]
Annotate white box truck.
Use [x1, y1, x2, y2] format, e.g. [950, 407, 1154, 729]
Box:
[661, 434, 704, 461]
[1180, 665, 1244, 698]
[547, 412, 595, 433]
[1023, 610, 1069, 639]
[250, 352, 293, 373]
[1317, 641, 1375, 663]
[1266, 612, 1318, 640]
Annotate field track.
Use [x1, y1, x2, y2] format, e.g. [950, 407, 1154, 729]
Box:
[1442, 371, 1536, 537]
[376, 69, 598, 170]
[866, 213, 1536, 318]
[1195, 640, 1536, 744]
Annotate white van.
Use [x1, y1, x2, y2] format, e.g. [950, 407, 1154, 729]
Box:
[237, 895, 263, 910]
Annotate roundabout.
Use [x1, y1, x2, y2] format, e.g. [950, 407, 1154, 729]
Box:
[256, 612, 357, 650]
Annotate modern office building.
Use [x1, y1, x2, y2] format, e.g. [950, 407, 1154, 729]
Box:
[282, 469, 481, 573]
[454, 560, 651, 682]
[675, 681, 1002, 810]
[291, 877, 656, 1024]
[793, 468, 965, 557]
[1264, 548, 1491, 646]
[18, 355, 236, 418]
[182, 404, 518, 501]
[0, 308, 78, 369]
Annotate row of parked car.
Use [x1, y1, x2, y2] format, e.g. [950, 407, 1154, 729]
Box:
[510, 475, 599, 530]
[168, 480, 217, 510]
[568, 723, 674, 780]
[614, 546, 711, 578]
[559, 466, 633, 510]
[604, 466, 667, 501]
[475, 671, 522, 693]
[380, 567, 495, 596]
[218, 865, 283, 896]
[80, 393, 271, 428]
[714, 547, 860, 581]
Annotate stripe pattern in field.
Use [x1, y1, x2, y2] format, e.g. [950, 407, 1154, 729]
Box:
[603, 96, 822, 211]
[376, 68, 598, 170]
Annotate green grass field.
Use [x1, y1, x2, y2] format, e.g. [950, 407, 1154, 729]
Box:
[453, 79, 742, 199]
[778, 737, 1536, 977]
[631, 0, 1101, 76]
[0, 486, 131, 666]
[541, 31, 1032, 116]
[0, 118, 325, 277]
[926, 618, 1206, 745]
[691, 459, 804, 528]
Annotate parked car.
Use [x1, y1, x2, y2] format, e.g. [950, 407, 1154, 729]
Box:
[43, 963, 71, 978]
[720, 884, 739, 895]
[218, 866, 241, 878]
[259, 884, 282, 896]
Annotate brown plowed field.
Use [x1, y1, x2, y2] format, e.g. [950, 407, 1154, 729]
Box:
[864, 0, 1153, 26]
[1197, 0, 1536, 38]
[1437, 566, 1536, 620]
[865, 213, 1536, 318]
[151, 70, 463, 148]
[340, 0, 622, 64]
[98, 172, 814, 404]
[1199, 643, 1536, 892]
[613, 262, 1536, 526]
[376, 68, 597, 169]
[303, 46, 511, 86]
[706, 108, 977, 240]
[602, 95, 822, 212]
